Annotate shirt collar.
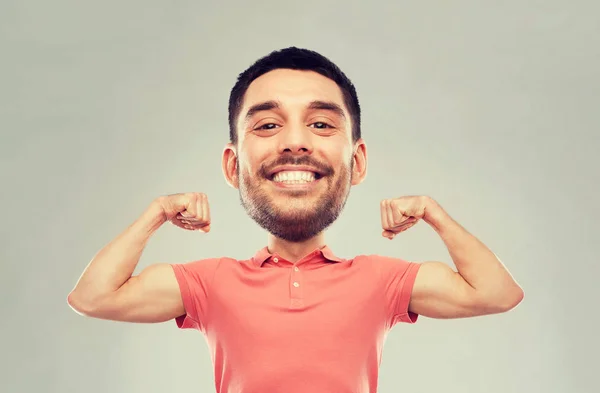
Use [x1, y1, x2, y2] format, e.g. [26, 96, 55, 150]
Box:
[251, 245, 344, 267]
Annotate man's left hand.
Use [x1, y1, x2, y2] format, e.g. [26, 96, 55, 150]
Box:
[380, 195, 437, 239]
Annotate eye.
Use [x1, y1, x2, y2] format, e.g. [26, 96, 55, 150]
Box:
[309, 122, 333, 129]
[255, 123, 280, 131]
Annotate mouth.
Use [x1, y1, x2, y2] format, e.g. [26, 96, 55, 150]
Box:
[270, 170, 322, 184]
[267, 166, 325, 187]
[267, 166, 324, 190]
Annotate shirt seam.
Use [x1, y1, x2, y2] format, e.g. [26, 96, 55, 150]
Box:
[171, 264, 201, 325]
[392, 262, 420, 321]
[186, 275, 201, 325]
[204, 257, 223, 327]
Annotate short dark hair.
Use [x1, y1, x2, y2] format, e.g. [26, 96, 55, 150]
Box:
[228, 47, 361, 145]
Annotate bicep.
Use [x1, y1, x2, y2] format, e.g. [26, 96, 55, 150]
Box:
[95, 263, 185, 323]
[409, 261, 483, 319]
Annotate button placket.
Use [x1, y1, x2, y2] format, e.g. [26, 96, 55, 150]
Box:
[290, 264, 304, 308]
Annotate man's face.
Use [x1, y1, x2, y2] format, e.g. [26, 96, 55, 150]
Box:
[224, 69, 366, 242]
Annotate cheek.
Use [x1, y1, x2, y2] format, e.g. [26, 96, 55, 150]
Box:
[237, 157, 265, 184]
[239, 142, 271, 172]
[325, 142, 353, 162]
[335, 151, 354, 171]
[236, 154, 257, 177]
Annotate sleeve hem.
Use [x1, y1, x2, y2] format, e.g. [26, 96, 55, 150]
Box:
[171, 264, 201, 329]
[395, 262, 421, 324]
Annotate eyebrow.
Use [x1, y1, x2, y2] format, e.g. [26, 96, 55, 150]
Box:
[307, 100, 346, 120]
[244, 100, 280, 123]
[243, 100, 347, 123]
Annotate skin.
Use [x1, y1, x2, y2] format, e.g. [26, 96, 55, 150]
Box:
[222, 68, 367, 262]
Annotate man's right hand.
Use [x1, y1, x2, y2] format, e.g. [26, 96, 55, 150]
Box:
[67, 192, 212, 323]
[157, 192, 211, 232]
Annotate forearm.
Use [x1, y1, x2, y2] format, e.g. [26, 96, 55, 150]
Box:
[68, 201, 166, 307]
[425, 199, 523, 303]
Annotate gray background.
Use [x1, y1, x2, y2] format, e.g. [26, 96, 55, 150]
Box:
[1, 1, 598, 392]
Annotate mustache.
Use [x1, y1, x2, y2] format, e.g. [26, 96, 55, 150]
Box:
[258, 155, 334, 178]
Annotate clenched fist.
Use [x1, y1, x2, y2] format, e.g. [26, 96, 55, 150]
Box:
[380, 195, 432, 239]
[156, 192, 211, 232]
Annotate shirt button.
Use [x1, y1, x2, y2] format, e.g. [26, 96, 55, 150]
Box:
[273, 257, 278, 263]
[293, 282, 299, 287]
[294, 267, 299, 272]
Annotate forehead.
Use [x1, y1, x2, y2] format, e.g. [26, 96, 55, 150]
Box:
[241, 69, 346, 113]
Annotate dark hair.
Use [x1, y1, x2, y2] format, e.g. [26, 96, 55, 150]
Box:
[228, 47, 361, 145]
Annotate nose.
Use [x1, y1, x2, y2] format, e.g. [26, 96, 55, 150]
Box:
[277, 122, 313, 155]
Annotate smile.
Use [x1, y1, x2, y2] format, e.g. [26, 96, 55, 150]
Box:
[272, 170, 321, 183]
[269, 170, 323, 189]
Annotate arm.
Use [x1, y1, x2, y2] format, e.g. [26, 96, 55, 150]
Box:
[67, 193, 210, 323]
[381, 196, 524, 319]
[411, 198, 523, 318]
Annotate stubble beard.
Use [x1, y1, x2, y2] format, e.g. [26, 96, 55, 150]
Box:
[238, 160, 353, 243]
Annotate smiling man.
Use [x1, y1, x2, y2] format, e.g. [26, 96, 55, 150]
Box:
[228, 67, 360, 247]
[67, 47, 524, 393]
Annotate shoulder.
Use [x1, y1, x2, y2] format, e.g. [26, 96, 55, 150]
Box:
[171, 256, 232, 275]
[352, 254, 421, 280]
[352, 254, 416, 268]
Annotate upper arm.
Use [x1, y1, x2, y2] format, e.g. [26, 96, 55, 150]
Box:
[88, 263, 185, 323]
[409, 261, 488, 319]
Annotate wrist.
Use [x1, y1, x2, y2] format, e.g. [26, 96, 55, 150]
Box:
[137, 200, 168, 234]
[423, 197, 449, 231]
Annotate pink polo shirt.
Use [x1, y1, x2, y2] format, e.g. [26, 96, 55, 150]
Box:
[171, 246, 420, 393]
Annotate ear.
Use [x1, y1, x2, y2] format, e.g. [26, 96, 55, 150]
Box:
[350, 139, 367, 186]
[222, 143, 239, 189]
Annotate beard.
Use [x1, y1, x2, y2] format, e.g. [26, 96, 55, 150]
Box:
[237, 155, 353, 243]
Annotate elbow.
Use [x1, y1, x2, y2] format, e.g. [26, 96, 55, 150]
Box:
[473, 286, 524, 315]
[506, 286, 525, 310]
[491, 286, 525, 313]
[67, 291, 87, 315]
[67, 291, 101, 317]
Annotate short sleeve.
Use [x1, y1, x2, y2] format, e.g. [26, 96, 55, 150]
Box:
[372, 255, 421, 327]
[170, 258, 221, 332]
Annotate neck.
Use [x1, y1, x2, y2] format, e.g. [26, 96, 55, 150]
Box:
[267, 233, 326, 263]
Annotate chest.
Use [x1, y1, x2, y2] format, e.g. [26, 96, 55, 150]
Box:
[205, 264, 387, 350]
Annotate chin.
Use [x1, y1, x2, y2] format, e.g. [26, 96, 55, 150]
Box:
[271, 202, 314, 216]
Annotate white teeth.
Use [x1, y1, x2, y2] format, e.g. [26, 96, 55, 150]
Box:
[272, 171, 316, 183]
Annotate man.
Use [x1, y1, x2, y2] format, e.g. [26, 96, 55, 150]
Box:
[68, 47, 524, 393]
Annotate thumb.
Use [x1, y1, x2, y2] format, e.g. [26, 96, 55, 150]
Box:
[382, 229, 395, 239]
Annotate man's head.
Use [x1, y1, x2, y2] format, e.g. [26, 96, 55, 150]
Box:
[228, 47, 362, 145]
[222, 47, 367, 242]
